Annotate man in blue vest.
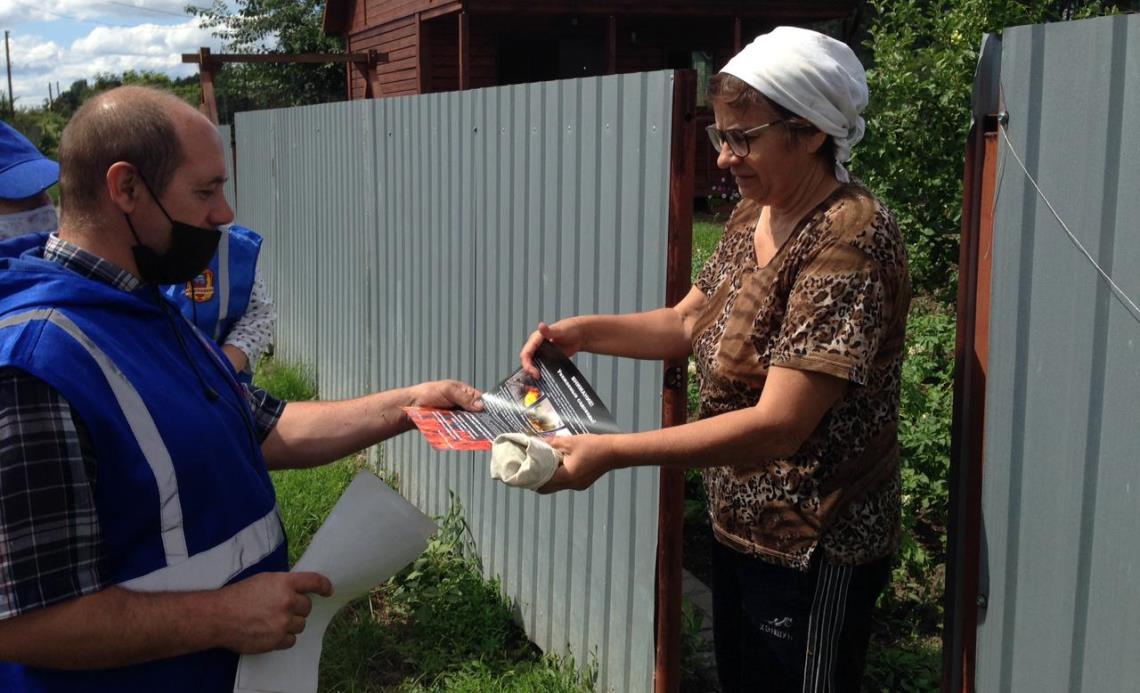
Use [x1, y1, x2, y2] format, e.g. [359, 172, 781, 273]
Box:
[163, 222, 274, 383]
[0, 86, 482, 691]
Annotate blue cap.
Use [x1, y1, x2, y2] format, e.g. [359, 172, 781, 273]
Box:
[0, 120, 60, 200]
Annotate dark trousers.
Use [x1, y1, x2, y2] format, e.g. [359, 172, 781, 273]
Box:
[711, 538, 891, 693]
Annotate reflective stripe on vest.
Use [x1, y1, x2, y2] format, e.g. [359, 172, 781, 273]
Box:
[0, 308, 285, 592]
[121, 504, 284, 592]
[214, 229, 230, 342]
[0, 308, 189, 563]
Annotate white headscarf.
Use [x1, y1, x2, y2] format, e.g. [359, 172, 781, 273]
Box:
[721, 26, 868, 183]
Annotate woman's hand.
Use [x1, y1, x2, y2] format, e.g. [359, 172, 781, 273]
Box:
[520, 320, 585, 379]
[536, 434, 617, 493]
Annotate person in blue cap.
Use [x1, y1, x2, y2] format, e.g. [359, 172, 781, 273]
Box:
[0, 85, 484, 692]
[0, 119, 60, 239]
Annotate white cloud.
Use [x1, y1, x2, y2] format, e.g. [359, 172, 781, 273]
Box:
[73, 21, 216, 56]
[0, 0, 217, 25]
[10, 19, 224, 109]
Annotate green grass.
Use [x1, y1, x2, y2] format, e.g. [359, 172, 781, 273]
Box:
[255, 356, 319, 401]
[256, 359, 595, 692]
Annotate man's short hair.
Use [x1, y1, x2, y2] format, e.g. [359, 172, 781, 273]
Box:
[58, 86, 188, 212]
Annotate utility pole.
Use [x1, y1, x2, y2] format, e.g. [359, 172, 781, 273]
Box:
[47, 81, 53, 107]
[4, 31, 13, 118]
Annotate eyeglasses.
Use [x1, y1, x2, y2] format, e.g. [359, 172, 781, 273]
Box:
[705, 120, 786, 158]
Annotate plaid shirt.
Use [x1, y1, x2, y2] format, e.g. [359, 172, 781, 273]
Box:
[0, 235, 285, 619]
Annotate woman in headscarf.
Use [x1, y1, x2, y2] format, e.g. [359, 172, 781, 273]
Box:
[518, 26, 910, 692]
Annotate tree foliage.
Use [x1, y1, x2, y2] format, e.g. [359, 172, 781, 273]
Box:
[189, 0, 347, 121]
[853, 0, 1126, 300]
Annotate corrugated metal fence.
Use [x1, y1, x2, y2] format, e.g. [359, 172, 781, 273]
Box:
[973, 15, 1140, 692]
[233, 70, 681, 692]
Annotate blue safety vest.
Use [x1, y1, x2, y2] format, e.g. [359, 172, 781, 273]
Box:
[161, 225, 262, 383]
[0, 239, 287, 692]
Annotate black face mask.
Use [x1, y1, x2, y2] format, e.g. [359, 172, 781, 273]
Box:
[124, 173, 221, 285]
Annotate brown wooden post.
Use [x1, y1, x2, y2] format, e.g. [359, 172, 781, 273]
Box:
[458, 11, 470, 90]
[733, 16, 742, 54]
[606, 15, 617, 76]
[353, 52, 377, 99]
[198, 47, 219, 125]
[415, 12, 427, 93]
[943, 114, 999, 693]
[656, 68, 696, 693]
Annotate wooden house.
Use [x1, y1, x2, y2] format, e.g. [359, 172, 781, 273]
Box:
[321, 0, 860, 197]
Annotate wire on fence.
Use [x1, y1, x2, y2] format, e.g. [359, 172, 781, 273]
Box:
[997, 121, 1140, 326]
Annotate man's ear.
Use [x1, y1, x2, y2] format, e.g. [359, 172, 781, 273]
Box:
[106, 162, 139, 214]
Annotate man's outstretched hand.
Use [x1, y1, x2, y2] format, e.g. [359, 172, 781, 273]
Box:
[408, 380, 484, 412]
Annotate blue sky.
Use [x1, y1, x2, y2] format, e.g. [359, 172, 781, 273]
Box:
[1, 0, 229, 108]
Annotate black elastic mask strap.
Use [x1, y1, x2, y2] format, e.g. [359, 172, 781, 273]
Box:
[135, 171, 177, 226]
[123, 212, 143, 246]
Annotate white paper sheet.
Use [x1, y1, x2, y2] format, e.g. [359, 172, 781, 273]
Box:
[233, 471, 437, 693]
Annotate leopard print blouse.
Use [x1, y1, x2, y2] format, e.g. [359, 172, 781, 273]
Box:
[692, 182, 911, 570]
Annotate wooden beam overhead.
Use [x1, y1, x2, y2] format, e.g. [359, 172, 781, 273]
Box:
[181, 52, 384, 65]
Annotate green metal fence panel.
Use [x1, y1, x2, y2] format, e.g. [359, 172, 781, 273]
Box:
[234, 70, 677, 692]
[977, 14, 1140, 692]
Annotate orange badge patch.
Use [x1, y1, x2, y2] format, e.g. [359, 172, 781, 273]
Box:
[183, 269, 215, 303]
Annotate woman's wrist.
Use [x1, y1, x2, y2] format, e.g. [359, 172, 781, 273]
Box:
[604, 433, 640, 471]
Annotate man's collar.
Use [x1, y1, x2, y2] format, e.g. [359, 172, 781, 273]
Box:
[44, 233, 141, 292]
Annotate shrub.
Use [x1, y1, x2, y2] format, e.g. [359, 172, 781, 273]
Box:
[889, 301, 956, 624]
[855, 0, 1124, 301]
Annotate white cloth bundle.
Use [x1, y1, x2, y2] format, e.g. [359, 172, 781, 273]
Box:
[721, 26, 868, 183]
[490, 433, 562, 491]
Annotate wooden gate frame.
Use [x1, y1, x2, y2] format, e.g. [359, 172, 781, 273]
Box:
[182, 47, 387, 125]
[657, 68, 696, 693]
